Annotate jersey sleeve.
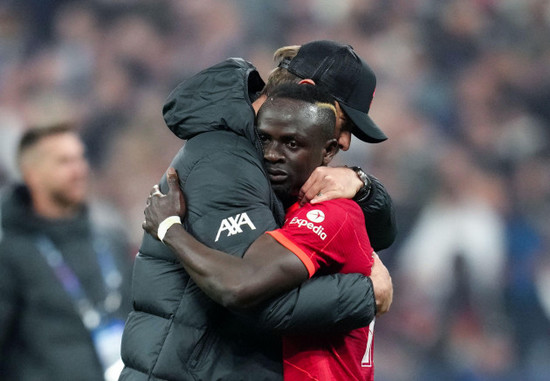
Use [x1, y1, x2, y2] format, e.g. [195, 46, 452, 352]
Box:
[266, 200, 374, 278]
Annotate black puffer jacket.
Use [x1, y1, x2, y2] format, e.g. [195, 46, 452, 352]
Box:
[0, 185, 132, 381]
[120, 58, 391, 381]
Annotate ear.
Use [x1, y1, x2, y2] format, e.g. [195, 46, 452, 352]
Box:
[298, 79, 316, 86]
[322, 138, 339, 166]
[337, 130, 351, 151]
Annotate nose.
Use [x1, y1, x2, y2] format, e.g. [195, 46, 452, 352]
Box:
[263, 141, 284, 163]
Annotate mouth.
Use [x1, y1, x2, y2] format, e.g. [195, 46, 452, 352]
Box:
[266, 167, 288, 183]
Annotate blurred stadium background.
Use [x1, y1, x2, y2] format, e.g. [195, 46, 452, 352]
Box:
[1, 1, 549, 380]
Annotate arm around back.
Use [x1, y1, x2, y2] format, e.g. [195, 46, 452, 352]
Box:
[241, 227, 393, 333]
[247, 272, 376, 334]
[355, 174, 397, 251]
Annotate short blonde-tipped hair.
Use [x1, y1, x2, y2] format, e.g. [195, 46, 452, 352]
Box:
[261, 45, 302, 96]
[17, 123, 77, 171]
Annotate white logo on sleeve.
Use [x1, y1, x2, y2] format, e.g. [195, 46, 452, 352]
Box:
[289, 209, 327, 240]
[215, 212, 257, 242]
[306, 210, 325, 223]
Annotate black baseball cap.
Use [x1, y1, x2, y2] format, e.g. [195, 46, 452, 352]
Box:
[279, 40, 387, 143]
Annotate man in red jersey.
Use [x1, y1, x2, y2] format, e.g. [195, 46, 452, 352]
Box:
[266, 192, 375, 380]
[144, 83, 377, 380]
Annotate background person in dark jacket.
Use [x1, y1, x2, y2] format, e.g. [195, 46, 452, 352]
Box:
[0, 124, 133, 381]
[121, 41, 394, 380]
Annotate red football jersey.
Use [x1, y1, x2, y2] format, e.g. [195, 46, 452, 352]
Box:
[266, 199, 375, 381]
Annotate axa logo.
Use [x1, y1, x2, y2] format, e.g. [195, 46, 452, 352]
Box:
[215, 212, 256, 242]
[289, 209, 327, 240]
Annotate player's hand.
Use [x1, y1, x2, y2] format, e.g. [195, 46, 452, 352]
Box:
[370, 253, 393, 316]
[298, 166, 363, 206]
[143, 167, 186, 240]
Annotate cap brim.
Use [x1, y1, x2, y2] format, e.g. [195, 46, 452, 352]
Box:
[340, 103, 387, 143]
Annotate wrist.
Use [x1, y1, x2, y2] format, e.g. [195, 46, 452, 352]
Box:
[365, 275, 377, 317]
[157, 216, 181, 243]
[350, 166, 372, 202]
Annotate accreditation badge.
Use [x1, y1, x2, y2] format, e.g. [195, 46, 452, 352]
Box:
[91, 318, 125, 378]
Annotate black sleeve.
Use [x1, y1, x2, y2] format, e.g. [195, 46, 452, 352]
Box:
[355, 174, 397, 252]
[242, 273, 376, 334]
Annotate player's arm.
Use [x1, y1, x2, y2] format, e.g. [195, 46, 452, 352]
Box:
[147, 168, 391, 327]
[144, 167, 309, 310]
[298, 166, 397, 251]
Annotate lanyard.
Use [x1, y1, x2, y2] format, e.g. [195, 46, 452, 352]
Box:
[35, 232, 122, 330]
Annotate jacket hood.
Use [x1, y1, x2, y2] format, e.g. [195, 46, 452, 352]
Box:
[163, 58, 265, 141]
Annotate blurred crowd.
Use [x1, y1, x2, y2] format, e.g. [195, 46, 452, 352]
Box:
[1, 0, 549, 380]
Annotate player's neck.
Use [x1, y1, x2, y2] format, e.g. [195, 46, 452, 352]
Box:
[279, 194, 298, 210]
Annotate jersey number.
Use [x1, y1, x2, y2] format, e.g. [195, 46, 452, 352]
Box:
[361, 318, 375, 367]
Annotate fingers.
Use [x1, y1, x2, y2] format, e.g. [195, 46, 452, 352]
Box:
[300, 185, 326, 205]
[310, 190, 337, 204]
[148, 185, 163, 209]
[301, 167, 361, 205]
[142, 203, 157, 238]
[142, 218, 158, 240]
[298, 176, 319, 205]
[146, 167, 179, 200]
[299, 173, 326, 205]
[166, 167, 180, 193]
[370, 253, 393, 316]
[150, 184, 162, 196]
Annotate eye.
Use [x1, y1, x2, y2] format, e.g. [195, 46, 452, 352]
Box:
[258, 133, 269, 144]
[287, 140, 298, 149]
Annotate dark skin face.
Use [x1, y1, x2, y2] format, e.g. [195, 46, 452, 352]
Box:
[258, 97, 339, 208]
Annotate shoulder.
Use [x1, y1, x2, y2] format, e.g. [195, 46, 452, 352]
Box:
[184, 130, 257, 155]
[171, 131, 264, 183]
[0, 185, 37, 242]
[282, 200, 366, 241]
[0, 231, 38, 265]
[281, 200, 365, 240]
[297, 199, 363, 221]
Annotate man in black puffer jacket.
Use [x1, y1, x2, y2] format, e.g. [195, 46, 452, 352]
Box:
[120, 41, 395, 380]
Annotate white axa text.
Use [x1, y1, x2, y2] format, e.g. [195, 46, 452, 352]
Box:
[215, 212, 256, 242]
